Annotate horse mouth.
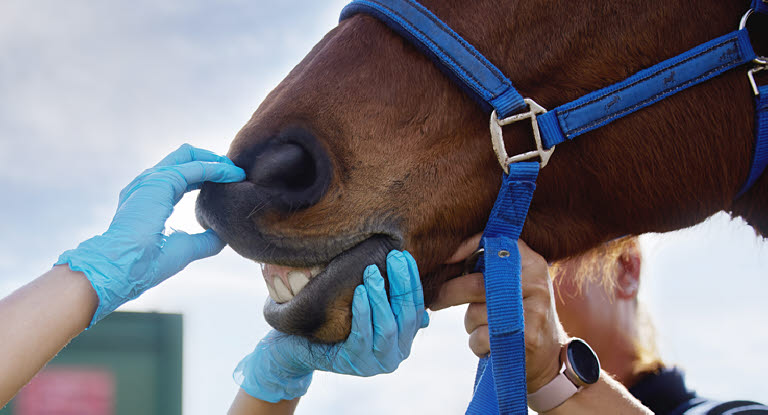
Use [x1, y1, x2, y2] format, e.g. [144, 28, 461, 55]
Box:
[260, 235, 397, 343]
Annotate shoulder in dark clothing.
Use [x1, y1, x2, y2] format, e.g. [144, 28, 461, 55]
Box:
[627, 367, 768, 415]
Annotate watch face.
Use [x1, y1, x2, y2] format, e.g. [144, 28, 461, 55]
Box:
[567, 339, 601, 385]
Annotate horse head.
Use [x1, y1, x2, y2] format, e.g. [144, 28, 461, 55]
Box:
[196, 0, 768, 342]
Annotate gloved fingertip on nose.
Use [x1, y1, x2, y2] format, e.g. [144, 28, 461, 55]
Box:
[421, 312, 430, 328]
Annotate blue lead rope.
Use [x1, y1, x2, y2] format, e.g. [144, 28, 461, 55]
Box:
[467, 162, 539, 414]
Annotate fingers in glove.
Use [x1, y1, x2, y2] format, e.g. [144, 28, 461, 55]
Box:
[118, 161, 244, 219]
[430, 272, 485, 311]
[386, 251, 419, 356]
[165, 160, 246, 192]
[401, 251, 426, 314]
[346, 284, 374, 357]
[363, 265, 398, 369]
[119, 145, 237, 204]
[401, 251, 430, 329]
[154, 143, 235, 168]
[157, 229, 226, 279]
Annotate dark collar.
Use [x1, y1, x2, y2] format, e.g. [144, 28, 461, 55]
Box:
[629, 367, 697, 415]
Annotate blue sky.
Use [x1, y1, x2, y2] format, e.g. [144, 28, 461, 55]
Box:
[0, 1, 766, 413]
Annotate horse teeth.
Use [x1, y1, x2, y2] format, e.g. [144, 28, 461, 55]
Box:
[310, 266, 323, 278]
[273, 277, 294, 303]
[288, 271, 310, 295]
[266, 280, 280, 303]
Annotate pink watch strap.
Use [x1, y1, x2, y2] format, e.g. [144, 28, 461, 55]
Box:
[527, 371, 579, 413]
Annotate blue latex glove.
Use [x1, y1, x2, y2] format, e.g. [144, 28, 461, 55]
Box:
[56, 144, 246, 326]
[234, 250, 430, 403]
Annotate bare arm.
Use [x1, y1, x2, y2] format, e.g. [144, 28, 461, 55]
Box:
[0, 265, 97, 407]
[545, 372, 651, 415]
[228, 390, 299, 415]
[0, 146, 245, 409]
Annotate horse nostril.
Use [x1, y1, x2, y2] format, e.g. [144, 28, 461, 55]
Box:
[249, 142, 316, 191]
[237, 131, 332, 212]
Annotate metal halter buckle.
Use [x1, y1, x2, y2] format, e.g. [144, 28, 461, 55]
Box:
[741, 9, 768, 96]
[489, 98, 554, 173]
[748, 58, 768, 96]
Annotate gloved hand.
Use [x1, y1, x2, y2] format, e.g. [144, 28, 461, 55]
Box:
[234, 250, 430, 403]
[56, 144, 246, 326]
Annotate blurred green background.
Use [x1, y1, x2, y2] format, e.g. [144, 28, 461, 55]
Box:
[1, 312, 182, 415]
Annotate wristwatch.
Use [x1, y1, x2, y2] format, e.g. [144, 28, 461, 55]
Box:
[527, 338, 601, 413]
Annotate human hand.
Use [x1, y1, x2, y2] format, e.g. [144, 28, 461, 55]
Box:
[433, 235, 566, 393]
[234, 250, 430, 403]
[56, 144, 246, 326]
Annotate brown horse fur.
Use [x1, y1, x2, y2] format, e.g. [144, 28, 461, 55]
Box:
[199, 0, 768, 341]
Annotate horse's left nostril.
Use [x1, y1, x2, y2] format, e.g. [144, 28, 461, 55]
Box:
[249, 142, 316, 191]
[234, 130, 332, 212]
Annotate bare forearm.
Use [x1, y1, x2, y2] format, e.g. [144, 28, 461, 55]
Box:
[544, 371, 651, 415]
[229, 389, 299, 415]
[0, 265, 97, 406]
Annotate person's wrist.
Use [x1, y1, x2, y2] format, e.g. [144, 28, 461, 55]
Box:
[528, 338, 601, 413]
[55, 239, 129, 326]
[49, 265, 100, 330]
[236, 338, 315, 403]
[240, 370, 313, 403]
[528, 341, 566, 393]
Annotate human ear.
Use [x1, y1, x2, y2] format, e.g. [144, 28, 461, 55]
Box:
[615, 244, 641, 299]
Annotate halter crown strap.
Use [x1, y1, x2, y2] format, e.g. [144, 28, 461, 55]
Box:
[339, 0, 526, 118]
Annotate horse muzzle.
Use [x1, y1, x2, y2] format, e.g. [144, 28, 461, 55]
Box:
[195, 127, 403, 342]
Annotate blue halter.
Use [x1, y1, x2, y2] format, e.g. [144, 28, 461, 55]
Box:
[341, 1, 768, 413]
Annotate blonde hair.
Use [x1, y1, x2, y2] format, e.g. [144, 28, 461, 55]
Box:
[549, 236, 637, 300]
[550, 236, 664, 377]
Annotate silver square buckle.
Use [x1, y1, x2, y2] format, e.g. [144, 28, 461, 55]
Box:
[489, 98, 555, 173]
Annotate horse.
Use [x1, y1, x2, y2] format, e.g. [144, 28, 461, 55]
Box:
[195, 0, 768, 343]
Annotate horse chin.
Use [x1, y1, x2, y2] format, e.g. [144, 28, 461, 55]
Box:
[260, 235, 398, 343]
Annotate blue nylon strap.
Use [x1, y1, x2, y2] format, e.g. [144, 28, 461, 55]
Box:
[468, 358, 499, 414]
[739, 85, 768, 195]
[339, 0, 526, 118]
[754, 0, 768, 15]
[538, 29, 758, 149]
[467, 162, 539, 415]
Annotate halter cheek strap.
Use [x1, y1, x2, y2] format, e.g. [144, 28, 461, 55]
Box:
[341, 1, 767, 413]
